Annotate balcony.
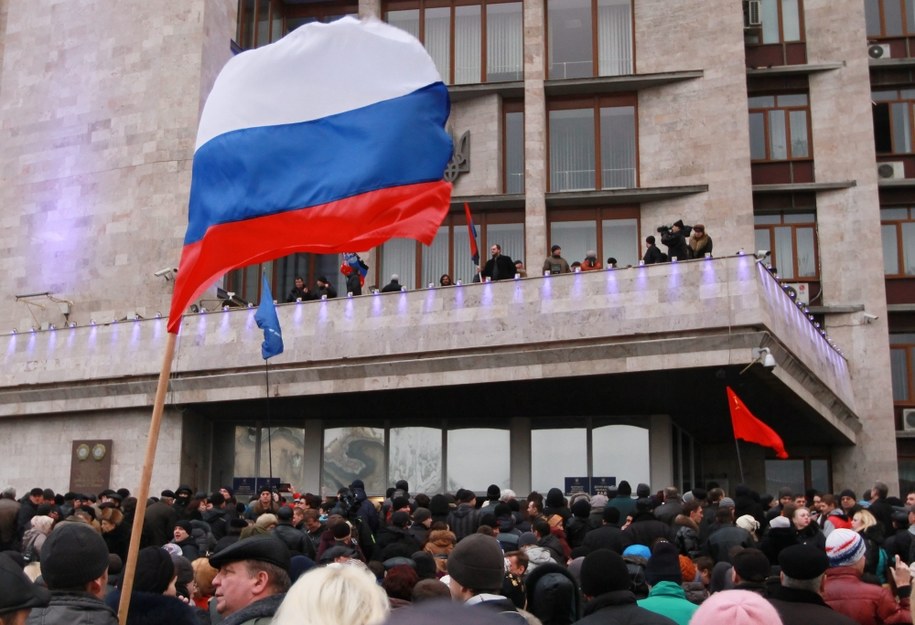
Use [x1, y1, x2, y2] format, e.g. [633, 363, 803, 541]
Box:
[0, 256, 858, 447]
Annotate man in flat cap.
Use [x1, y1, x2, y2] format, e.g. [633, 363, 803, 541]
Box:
[768, 544, 857, 625]
[143, 489, 179, 548]
[0, 552, 49, 625]
[25, 522, 118, 625]
[209, 535, 291, 625]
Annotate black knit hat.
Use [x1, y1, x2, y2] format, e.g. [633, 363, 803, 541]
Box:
[580, 549, 631, 596]
[644, 541, 682, 585]
[41, 522, 111, 590]
[447, 534, 505, 592]
[134, 547, 175, 594]
[731, 548, 769, 583]
[0, 553, 49, 613]
[546, 488, 566, 509]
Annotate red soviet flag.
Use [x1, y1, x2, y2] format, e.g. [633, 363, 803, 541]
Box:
[726, 386, 788, 459]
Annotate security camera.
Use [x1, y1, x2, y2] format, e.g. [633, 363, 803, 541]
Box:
[755, 250, 771, 260]
[740, 347, 777, 374]
[749, 347, 776, 370]
[863, 313, 879, 324]
[154, 267, 178, 281]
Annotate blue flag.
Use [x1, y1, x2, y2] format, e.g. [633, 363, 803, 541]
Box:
[255, 274, 284, 360]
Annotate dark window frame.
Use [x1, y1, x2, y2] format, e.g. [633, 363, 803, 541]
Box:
[748, 93, 813, 163]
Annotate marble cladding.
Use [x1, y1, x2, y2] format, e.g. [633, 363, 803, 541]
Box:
[0, 0, 234, 333]
[0, 408, 182, 497]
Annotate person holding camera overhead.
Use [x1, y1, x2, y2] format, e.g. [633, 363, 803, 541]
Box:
[660, 220, 690, 261]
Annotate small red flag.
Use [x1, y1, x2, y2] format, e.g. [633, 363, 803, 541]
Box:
[464, 202, 480, 266]
[726, 386, 788, 459]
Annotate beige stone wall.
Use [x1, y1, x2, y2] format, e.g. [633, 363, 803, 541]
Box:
[523, 0, 548, 264]
[0, 408, 183, 496]
[450, 95, 501, 196]
[636, 0, 755, 255]
[805, 0, 897, 491]
[0, 1, 234, 333]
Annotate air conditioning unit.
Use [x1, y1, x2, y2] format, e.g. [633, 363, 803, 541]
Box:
[868, 43, 891, 59]
[744, 0, 762, 27]
[878, 161, 905, 179]
[784, 282, 810, 305]
[903, 409, 915, 431]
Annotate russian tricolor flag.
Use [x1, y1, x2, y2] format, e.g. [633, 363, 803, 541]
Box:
[167, 17, 453, 333]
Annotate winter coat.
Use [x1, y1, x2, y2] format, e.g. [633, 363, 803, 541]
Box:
[447, 504, 480, 542]
[565, 515, 590, 549]
[374, 525, 422, 561]
[770, 586, 860, 625]
[760, 526, 798, 564]
[642, 245, 666, 265]
[423, 528, 456, 573]
[105, 591, 198, 625]
[26, 592, 119, 625]
[660, 229, 689, 262]
[143, 500, 178, 548]
[673, 515, 700, 558]
[576, 590, 678, 625]
[220, 594, 285, 625]
[637, 581, 698, 625]
[582, 525, 624, 555]
[823, 565, 912, 625]
[705, 524, 754, 564]
[621, 514, 674, 550]
[273, 522, 315, 558]
[524, 563, 583, 625]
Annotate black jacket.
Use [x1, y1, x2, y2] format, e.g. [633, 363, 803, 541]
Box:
[273, 522, 315, 558]
[577, 590, 677, 625]
[769, 586, 860, 625]
[482, 254, 515, 281]
[582, 525, 625, 555]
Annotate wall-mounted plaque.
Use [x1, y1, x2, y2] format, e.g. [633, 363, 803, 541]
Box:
[70, 439, 113, 495]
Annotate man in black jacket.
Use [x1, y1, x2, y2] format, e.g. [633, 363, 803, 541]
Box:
[576, 549, 676, 625]
[769, 544, 858, 625]
[481, 244, 515, 281]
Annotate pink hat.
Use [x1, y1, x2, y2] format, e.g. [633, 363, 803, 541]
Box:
[689, 589, 782, 625]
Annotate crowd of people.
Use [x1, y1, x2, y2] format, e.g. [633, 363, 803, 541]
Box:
[282, 220, 712, 300]
[3, 477, 908, 625]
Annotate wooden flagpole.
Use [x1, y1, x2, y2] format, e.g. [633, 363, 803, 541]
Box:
[117, 331, 178, 625]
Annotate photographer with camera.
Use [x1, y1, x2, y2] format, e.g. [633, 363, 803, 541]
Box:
[659, 220, 690, 262]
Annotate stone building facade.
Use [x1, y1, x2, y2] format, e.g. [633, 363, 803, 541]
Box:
[0, 0, 909, 501]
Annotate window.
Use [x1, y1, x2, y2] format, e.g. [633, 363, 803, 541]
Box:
[390, 427, 443, 494]
[224, 254, 339, 305]
[504, 103, 525, 194]
[591, 424, 650, 488]
[749, 94, 811, 162]
[765, 457, 830, 495]
[865, 0, 915, 38]
[237, 1, 358, 49]
[531, 427, 588, 493]
[447, 428, 511, 491]
[891, 334, 915, 402]
[548, 208, 640, 268]
[233, 426, 307, 489]
[548, 96, 637, 192]
[754, 212, 818, 279]
[323, 427, 386, 494]
[759, 0, 804, 44]
[378, 214, 525, 287]
[881, 208, 915, 275]
[873, 90, 915, 155]
[384, 1, 523, 85]
[547, 0, 633, 79]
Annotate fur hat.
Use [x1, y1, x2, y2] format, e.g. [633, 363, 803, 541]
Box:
[825, 528, 866, 568]
[40, 522, 110, 590]
[447, 534, 504, 592]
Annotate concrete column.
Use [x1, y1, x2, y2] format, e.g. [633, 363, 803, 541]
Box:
[360, 0, 381, 19]
[649, 414, 673, 490]
[523, 0, 548, 266]
[805, 0, 897, 492]
[510, 417, 532, 496]
[303, 419, 324, 495]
